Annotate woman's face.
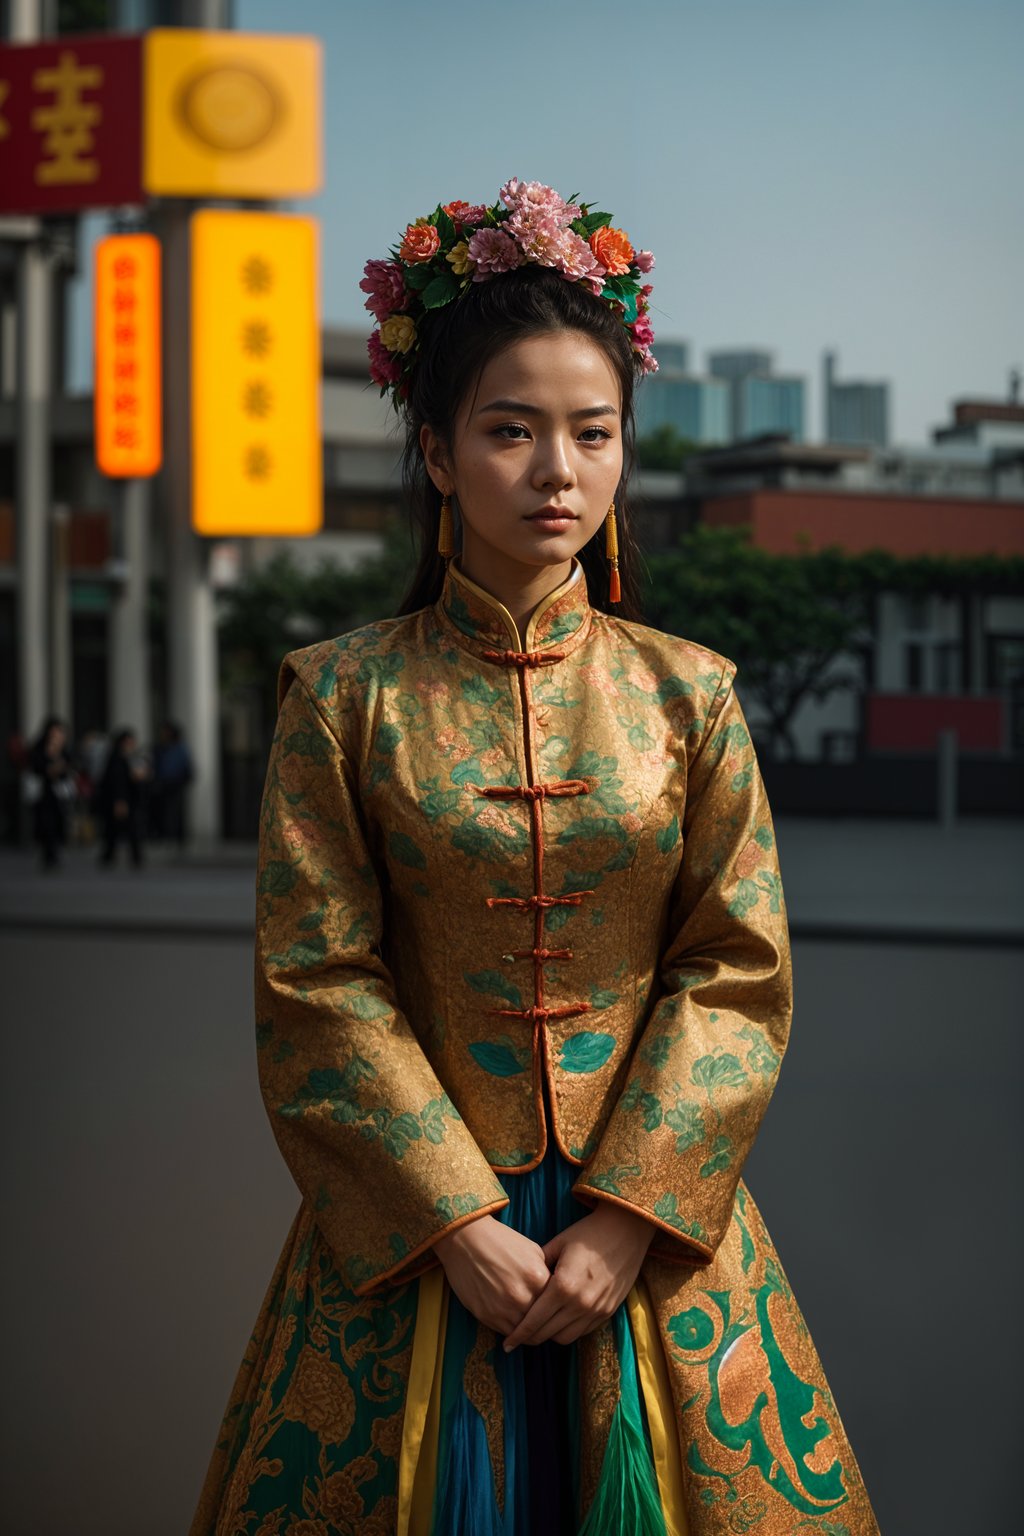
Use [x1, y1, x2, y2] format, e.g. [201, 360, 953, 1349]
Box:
[422, 329, 624, 581]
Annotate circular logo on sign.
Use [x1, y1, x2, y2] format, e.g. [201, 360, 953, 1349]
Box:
[176, 64, 281, 152]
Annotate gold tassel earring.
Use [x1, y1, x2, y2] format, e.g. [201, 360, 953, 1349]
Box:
[438, 492, 455, 559]
[605, 500, 621, 603]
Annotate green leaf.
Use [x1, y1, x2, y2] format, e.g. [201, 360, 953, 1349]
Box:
[404, 263, 434, 291]
[582, 210, 613, 232]
[297, 903, 326, 931]
[665, 1099, 705, 1152]
[656, 815, 680, 853]
[699, 1133, 735, 1178]
[469, 1040, 528, 1077]
[421, 272, 461, 309]
[559, 1031, 616, 1074]
[282, 727, 331, 764]
[464, 970, 523, 1009]
[691, 1053, 748, 1091]
[435, 208, 457, 244]
[259, 860, 297, 897]
[389, 830, 427, 869]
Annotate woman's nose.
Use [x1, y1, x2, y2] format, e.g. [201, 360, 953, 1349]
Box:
[533, 434, 576, 490]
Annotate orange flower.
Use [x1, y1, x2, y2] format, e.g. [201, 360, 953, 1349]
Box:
[589, 225, 634, 276]
[399, 223, 440, 263]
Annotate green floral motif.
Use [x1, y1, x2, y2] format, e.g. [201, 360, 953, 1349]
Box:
[278, 1052, 378, 1124]
[311, 658, 337, 700]
[355, 651, 405, 688]
[735, 1023, 781, 1077]
[683, 1286, 849, 1515]
[559, 1031, 616, 1073]
[451, 812, 529, 864]
[463, 969, 524, 1010]
[731, 764, 755, 793]
[388, 830, 427, 869]
[544, 610, 581, 644]
[446, 586, 481, 638]
[699, 1133, 735, 1178]
[586, 1164, 641, 1195]
[656, 675, 694, 704]
[282, 726, 332, 765]
[755, 824, 774, 851]
[656, 814, 680, 853]
[653, 1192, 708, 1242]
[267, 929, 329, 973]
[665, 1099, 705, 1152]
[435, 1191, 484, 1222]
[733, 1185, 757, 1274]
[461, 675, 505, 708]
[621, 1078, 663, 1131]
[259, 859, 298, 898]
[728, 870, 782, 918]
[668, 1306, 715, 1351]
[469, 1038, 529, 1077]
[692, 1052, 748, 1094]
[588, 986, 619, 1010]
[564, 751, 632, 814]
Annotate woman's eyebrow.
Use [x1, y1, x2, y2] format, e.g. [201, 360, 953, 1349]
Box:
[476, 398, 619, 418]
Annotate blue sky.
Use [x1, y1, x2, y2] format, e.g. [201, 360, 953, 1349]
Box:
[70, 0, 1023, 447]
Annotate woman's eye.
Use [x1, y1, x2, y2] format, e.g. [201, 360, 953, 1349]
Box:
[580, 425, 612, 442]
[495, 422, 530, 439]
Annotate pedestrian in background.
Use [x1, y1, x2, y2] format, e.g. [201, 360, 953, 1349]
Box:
[94, 728, 149, 869]
[149, 720, 194, 851]
[24, 715, 75, 870]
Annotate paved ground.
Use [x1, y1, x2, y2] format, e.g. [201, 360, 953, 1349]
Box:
[1, 818, 1022, 1534]
[2, 814, 1022, 942]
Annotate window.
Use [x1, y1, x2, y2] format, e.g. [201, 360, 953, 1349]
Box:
[904, 642, 924, 692]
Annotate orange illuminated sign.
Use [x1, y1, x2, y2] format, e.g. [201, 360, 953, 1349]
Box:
[191, 210, 321, 536]
[94, 233, 162, 478]
[143, 29, 321, 198]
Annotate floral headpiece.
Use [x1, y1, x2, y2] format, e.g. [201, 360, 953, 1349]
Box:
[361, 178, 657, 406]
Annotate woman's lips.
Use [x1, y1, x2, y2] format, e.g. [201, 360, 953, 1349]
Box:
[525, 508, 578, 530]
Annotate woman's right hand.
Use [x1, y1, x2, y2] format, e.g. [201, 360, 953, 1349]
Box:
[434, 1215, 551, 1335]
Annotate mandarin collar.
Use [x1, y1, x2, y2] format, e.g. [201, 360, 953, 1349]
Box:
[435, 555, 592, 661]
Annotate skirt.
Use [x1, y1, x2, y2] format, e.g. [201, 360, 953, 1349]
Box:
[188, 1150, 688, 1536]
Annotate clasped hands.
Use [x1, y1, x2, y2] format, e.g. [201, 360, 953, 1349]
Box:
[433, 1203, 655, 1351]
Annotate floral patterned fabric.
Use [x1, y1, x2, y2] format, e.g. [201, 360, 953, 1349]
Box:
[189, 556, 879, 1535]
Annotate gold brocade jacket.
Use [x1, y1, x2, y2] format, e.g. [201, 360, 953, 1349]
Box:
[256, 554, 791, 1297]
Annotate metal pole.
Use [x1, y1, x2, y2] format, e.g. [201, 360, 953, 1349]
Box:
[9, 0, 52, 749]
[109, 474, 152, 747]
[150, 0, 234, 846]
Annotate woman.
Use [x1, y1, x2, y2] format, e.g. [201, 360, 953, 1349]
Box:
[189, 181, 879, 1536]
[94, 728, 147, 868]
[26, 715, 74, 869]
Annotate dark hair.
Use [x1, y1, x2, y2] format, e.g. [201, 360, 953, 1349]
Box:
[394, 265, 646, 622]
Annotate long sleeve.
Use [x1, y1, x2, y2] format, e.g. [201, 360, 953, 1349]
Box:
[572, 661, 792, 1264]
[255, 660, 509, 1297]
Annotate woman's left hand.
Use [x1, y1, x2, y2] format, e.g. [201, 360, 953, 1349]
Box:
[501, 1202, 656, 1351]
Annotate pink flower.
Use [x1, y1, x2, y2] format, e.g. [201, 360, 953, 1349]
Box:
[466, 227, 523, 279]
[634, 249, 656, 273]
[500, 178, 580, 227]
[630, 315, 655, 349]
[359, 259, 408, 323]
[638, 351, 659, 375]
[554, 230, 605, 281]
[443, 200, 488, 231]
[367, 331, 401, 387]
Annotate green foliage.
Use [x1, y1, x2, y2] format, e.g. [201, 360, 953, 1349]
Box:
[636, 423, 700, 471]
[645, 524, 1024, 756]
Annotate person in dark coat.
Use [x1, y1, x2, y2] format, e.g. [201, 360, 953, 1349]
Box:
[149, 720, 194, 849]
[94, 729, 149, 868]
[26, 715, 75, 870]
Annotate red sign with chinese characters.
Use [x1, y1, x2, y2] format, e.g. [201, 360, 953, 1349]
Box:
[95, 233, 161, 478]
[0, 32, 143, 214]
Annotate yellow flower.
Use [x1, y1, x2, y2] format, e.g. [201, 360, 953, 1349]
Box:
[380, 314, 416, 354]
[446, 241, 472, 276]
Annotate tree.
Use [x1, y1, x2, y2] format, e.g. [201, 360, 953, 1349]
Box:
[644, 526, 1024, 757]
[644, 526, 873, 757]
[218, 519, 418, 737]
[635, 423, 699, 472]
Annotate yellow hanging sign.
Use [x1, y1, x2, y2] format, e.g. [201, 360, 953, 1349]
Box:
[191, 210, 322, 537]
[143, 29, 321, 198]
[94, 233, 162, 478]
